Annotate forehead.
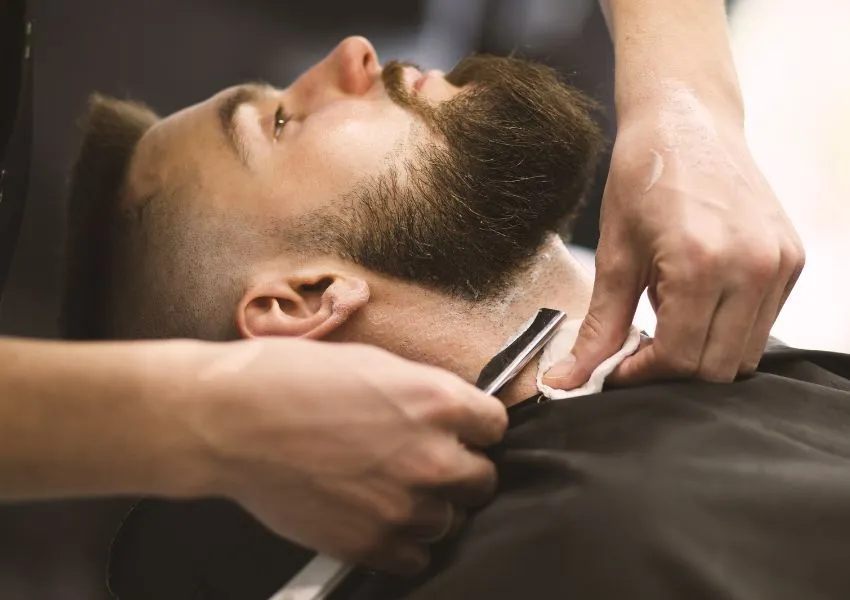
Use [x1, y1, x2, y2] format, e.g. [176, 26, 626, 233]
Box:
[123, 76, 436, 228]
[126, 86, 257, 212]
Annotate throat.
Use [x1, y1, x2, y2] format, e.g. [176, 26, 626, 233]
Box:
[341, 236, 595, 407]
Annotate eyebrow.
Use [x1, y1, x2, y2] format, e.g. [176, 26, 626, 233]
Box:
[217, 82, 276, 166]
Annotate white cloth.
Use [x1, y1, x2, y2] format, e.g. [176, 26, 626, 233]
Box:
[536, 319, 642, 400]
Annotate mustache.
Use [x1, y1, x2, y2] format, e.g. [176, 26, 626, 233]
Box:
[379, 58, 481, 127]
[381, 60, 430, 114]
[381, 54, 525, 112]
[381, 60, 419, 93]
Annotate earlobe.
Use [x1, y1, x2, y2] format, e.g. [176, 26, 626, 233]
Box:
[236, 272, 369, 340]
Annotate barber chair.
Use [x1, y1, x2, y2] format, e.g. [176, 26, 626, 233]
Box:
[0, 0, 32, 305]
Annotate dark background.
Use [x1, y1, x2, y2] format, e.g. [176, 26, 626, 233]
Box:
[0, 0, 616, 338]
[0, 1, 738, 598]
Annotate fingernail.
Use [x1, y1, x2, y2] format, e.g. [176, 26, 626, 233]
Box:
[544, 353, 576, 383]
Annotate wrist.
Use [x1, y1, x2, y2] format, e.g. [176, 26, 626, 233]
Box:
[153, 339, 295, 501]
[616, 80, 746, 139]
[608, 0, 744, 127]
[615, 75, 744, 131]
[137, 339, 228, 499]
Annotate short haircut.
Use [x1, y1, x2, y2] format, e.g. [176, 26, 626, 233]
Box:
[61, 95, 159, 340]
[61, 56, 604, 342]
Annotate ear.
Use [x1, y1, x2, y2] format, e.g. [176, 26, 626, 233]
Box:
[236, 270, 370, 340]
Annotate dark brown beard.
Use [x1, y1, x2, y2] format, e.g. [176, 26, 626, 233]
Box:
[305, 54, 605, 301]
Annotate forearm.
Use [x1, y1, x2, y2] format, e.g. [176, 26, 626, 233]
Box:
[0, 337, 207, 501]
[600, 0, 744, 125]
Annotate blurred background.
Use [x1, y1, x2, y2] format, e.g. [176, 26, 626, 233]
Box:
[0, 0, 846, 598]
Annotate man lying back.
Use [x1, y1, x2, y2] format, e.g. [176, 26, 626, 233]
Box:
[62, 36, 850, 600]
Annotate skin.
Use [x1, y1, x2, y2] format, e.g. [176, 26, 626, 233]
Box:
[0, 39, 514, 575]
[1, 33, 591, 577]
[0, 0, 806, 576]
[125, 38, 597, 408]
[543, 0, 805, 387]
[2, 37, 597, 584]
[0, 336, 506, 575]
[129, 38, 462, 231]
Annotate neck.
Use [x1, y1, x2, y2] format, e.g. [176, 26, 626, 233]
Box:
[340, 236, 594, 406]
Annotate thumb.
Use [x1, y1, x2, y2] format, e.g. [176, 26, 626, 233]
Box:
[543, 255, 643, 390]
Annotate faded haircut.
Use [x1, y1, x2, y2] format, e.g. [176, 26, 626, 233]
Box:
[60, 94, 159, 340]
[61, 95, 263, 341]
[62, 54, 604, 342]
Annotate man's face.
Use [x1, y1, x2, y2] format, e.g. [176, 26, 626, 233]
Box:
[127, 36, 463, 236]
[76, 35, 602, 341]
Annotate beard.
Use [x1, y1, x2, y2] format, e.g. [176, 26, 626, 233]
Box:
[298, 54, 605, 301]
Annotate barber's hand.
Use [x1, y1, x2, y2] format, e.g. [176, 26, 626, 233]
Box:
[544, 101, 805, 387]
[182, 338, 507, 575]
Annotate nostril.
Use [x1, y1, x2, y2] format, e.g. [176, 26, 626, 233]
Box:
[362, 48, 378, 76]
[333, 36, 379, 94]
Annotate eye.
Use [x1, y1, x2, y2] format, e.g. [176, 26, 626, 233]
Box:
[273, 106, 291, 139]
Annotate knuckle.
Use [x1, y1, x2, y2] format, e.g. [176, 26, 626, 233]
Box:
[788, 236, 806, 259]
[785, 241, 807, 277]
[655, 346, 700, 377]
[419, 445, 458, 486]
[743, 248, 780, 284]
[379, 497, 416, 529]
[792, 253, 806, 277]
[794, 246, 807, 269]
[429, 383, 469, 423]
[681, 238, 723, 275]
[408, 377, 457, 416]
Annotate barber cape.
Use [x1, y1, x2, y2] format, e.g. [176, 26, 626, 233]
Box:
[109, 342, 850, 600]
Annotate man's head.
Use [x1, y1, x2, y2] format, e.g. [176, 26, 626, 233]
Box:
[61, 36, 603, 342]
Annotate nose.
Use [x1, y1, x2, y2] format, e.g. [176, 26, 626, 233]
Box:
[288, 36, 380, 109]
[329, 36, 380, 95]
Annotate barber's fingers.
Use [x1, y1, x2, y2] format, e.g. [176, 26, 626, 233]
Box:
[606, 334, 652, 386]
[363, 539, 431, 577]
[696, 288, 765, 382]
[741, 244, 806, 372]
[612, 278, 720, 385]
[777, 240, 806, 316]
[362, 501, 464, 575]
[738, 291, 782, 375]
[442, 504, 468, 540]
[543, 248, 643, 390]
[739, 281, 785, 374]
[404, 498, 467, 544]
[429, 444, 499, 508]
[430, 375, 508, 449]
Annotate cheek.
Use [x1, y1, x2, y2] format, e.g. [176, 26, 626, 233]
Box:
[285, 103, 421, 201]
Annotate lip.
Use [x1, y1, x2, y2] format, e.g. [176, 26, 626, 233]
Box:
[401, 66, 423, 92]
[413, 69, 445, 93]
[413, 73, 428, 92]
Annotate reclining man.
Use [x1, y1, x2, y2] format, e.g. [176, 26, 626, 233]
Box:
[64, 37, 850, 600]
